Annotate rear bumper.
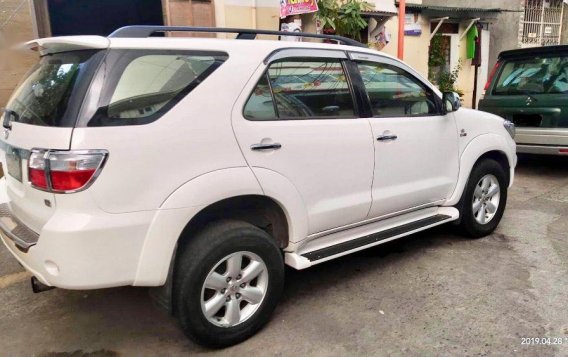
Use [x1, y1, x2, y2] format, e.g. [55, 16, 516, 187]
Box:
[0, 179, 156, 289]
[517, 144, 568, 156]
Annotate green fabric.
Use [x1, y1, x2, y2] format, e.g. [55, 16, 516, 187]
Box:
[466, 25, 479, 59]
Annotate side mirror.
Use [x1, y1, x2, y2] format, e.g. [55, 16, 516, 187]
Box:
[442, 92, 461, 113]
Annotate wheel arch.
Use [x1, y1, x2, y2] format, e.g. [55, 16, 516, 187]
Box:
[148, 194, 290, 315]
[446, 133, 515, 207]
[176, 194, 290, 251]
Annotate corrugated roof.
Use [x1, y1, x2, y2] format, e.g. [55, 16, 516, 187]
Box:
[396, 3, 502, 13]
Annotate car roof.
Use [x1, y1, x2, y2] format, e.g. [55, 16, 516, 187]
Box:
[24, 35, 397, 62]
[499, 45, 568, 60]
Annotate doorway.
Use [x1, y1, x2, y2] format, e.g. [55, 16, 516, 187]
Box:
[33, 0, 164, 37]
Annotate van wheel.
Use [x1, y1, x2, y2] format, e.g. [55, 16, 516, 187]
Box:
[174, 220, 284, 348]
[457, 159, 508, 238]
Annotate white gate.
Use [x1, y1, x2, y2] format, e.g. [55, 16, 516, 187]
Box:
[520, 0, 565, 47]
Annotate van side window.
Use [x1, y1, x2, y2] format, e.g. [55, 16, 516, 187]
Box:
[357, 62, 439, 117]
[243, 73, 277, 120]
[88, 51, 228, 127]
[244, 58, 356, 120]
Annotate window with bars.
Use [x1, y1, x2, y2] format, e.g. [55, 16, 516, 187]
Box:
[520, 0, 565, 46]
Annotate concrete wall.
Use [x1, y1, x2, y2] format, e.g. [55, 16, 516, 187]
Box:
[0, 0, 38, 107]
[423, 0, 522, 68]
[215, 0, 279, 35]
[380, 14, 430, 78]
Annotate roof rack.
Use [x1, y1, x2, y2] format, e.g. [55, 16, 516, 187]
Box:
[108, 26, 367, 48]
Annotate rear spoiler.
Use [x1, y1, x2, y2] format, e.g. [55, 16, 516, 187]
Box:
[20, 36, 109, 56]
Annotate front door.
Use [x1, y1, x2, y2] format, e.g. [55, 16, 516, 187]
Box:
[233, 51, 375, 235]
[351, 54, 460, 218]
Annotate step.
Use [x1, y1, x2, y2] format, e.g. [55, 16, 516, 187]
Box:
[285, 207, 459, 269]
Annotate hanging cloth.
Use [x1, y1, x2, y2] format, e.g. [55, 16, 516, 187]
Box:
[466, 25, 479, 59]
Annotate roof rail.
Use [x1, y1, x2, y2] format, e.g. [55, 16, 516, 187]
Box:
[108, 26, 367, 48]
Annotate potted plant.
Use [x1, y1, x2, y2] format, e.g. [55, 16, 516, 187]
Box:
[315, 0, 373, 39]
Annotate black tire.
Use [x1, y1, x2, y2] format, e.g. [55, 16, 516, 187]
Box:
[174, 220, 284, 348]
[457, 159, 508, 238]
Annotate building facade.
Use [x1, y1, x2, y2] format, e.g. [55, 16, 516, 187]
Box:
[0, 0, 566, 107]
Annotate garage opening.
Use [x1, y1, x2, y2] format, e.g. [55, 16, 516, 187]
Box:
[33, 0, 164, 37]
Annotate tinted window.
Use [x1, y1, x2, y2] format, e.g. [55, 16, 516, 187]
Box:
[493, 56, 568, 95]
[357, 62, 439, 117]
[243, 73, 276, 120]
[87, 50, 227, 126]
[244, 58, 356, 120]
[3, 50, 102, 127]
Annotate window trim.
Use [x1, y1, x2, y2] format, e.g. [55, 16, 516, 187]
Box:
[353, 59, 445, 119]
[242, 56, 361, 121]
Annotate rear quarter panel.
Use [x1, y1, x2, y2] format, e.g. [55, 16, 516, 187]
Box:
[70, 47, 264, 213]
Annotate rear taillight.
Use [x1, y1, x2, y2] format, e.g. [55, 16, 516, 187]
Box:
[484, 61, 502, 91]
[28, 150, 108, 193]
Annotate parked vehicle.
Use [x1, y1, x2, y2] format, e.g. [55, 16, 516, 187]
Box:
[479, 45, 568, 155]
[0, 26, 516, 347]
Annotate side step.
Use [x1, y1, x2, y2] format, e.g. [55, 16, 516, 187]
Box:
[285, 209, 458, 269]
[302, 214, 450, 262]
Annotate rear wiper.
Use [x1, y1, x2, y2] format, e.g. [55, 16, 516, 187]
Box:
[1, 108, 19, 129]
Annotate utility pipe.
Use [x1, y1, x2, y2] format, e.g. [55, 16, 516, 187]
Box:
[397, 0, 405, 60]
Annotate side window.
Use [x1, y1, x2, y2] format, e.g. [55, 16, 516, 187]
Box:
[244, 58, 356, 120]
[88, 51, 227, 127]
[357, 62, 439, 117]
[243, 73, 276, 120]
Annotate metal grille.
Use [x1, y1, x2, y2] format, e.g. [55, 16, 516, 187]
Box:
[520, 0, 565, 46]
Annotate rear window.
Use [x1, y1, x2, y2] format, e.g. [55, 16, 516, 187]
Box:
[493, 55, 568, 95]
[86, 50, 228, 127]
[3, 50, 102, 127]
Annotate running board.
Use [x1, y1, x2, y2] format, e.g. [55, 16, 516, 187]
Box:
[285, 209, 458, 269]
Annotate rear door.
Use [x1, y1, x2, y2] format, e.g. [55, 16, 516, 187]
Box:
[0, 48, 105, 232]
[480, 53, 568, 144]
[233, 50, 375, 235]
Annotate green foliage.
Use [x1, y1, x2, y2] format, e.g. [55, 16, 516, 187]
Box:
[315, 0, 340, 31]
[428, 34, 464, 97]
[316, 0, 372, 40]
[428, 34, 446, 68]
[438, 60, 464, 97]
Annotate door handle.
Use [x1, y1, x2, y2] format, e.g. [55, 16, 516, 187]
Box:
[376, 134, 398, 141]
[251, 142, 282, 151]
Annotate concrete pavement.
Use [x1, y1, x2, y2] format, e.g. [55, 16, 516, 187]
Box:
[0, 155, 567, 356]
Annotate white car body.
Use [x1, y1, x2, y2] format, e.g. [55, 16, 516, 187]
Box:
[0, 34, 516, 291]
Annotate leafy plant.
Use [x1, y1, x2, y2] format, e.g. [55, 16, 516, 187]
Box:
[428, 34, 464, 97]
[438, 60, 464, 97]
[315, 0, 340, 32]
[315, 0, 372, 39]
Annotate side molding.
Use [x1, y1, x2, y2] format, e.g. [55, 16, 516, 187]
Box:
[445, 133, 516, 206]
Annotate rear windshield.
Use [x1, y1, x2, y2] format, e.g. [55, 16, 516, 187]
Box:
[3, 50, 102, 127]
[84, 50, 228, 127]
[493, 55, 568, 95]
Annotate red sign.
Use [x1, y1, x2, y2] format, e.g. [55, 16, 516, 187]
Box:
[280, 0, 319, 18]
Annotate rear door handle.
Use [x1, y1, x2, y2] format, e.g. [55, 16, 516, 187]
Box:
[251, 143, 282, 151]
[377, 135, 398, 141]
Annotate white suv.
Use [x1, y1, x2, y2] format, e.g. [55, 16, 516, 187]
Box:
[0, 26, 516, 347]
